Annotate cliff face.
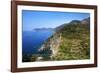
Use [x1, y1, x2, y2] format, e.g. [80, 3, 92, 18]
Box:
[37, 33, 62, 61]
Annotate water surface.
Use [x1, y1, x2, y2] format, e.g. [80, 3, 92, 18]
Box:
[22, 29, 54, 56]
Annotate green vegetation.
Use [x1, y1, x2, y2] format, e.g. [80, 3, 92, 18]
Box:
[53, 22, 90, 60]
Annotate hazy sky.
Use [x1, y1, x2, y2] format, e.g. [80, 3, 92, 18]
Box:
[22, 10, 90, 31]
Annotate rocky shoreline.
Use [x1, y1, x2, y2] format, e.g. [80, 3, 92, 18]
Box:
[37, 32, 62, 61]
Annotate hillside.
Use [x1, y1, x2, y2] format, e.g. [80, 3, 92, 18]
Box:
[53, 17, 90, 60]
[30, 17, 90, 61]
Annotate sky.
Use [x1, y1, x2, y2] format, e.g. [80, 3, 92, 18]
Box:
[22, 10, 90, 31]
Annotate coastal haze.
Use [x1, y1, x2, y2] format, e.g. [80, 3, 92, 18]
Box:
[22, 10, 90, 62]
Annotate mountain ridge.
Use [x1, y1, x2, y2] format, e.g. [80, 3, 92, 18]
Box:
[55, 17, 90, 32]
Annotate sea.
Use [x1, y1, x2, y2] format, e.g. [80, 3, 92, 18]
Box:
[22, 29, 54, 56]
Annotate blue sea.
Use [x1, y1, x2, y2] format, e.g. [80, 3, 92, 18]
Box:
[22, 29, 54, 56]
